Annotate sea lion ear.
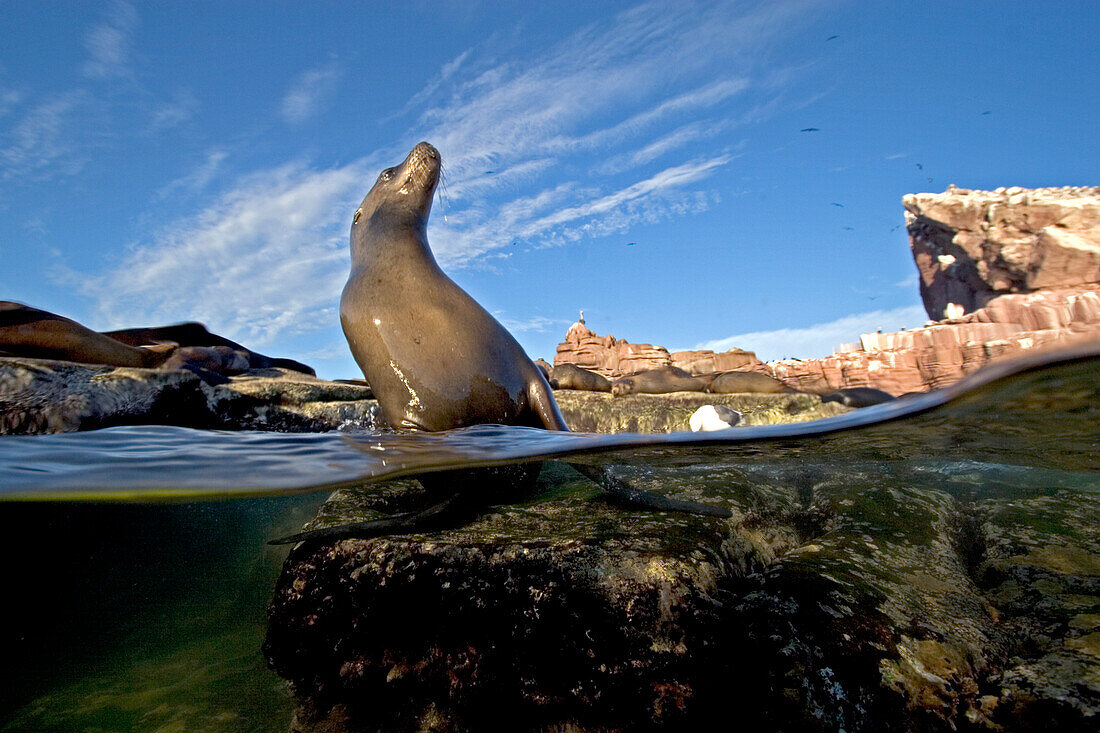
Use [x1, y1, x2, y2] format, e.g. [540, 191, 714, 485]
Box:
[353, 208, 362, 224]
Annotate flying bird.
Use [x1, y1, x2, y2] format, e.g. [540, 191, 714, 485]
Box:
[801, 127, 820, 132]
[625, 242, 638, 246]
[981, 111, 991, 115]
[831, 202, 844, 207]
[843, 226, 855, 231]
[826, 35, 839, 41]
[916, 163, 923, 170]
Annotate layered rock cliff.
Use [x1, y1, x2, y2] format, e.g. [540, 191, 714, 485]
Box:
[554, 321, 760, 378]
[906, 185, 1100, 320]
[555, 186, 1100, 394]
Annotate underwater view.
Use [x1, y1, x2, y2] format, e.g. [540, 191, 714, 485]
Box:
[1, 346, 1096, 731]
[2, 3, 1097, 731]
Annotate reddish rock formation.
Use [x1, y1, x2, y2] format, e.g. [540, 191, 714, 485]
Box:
[555, 186, 1099, 394]
[554, 321, 761, 379]
[906, 185, 1100, 320]
[553, 321, 673, 378]
[750, 286, 1100, 394]
[670, 348, 760, 375]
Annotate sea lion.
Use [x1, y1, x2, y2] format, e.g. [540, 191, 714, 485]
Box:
[703, 371, 794, 394]
[0, 302, 311, 383]
[689, 404, 741, 431]
[270, 142, 727, 544]
[0, 301, 175, 368]
[551, 363, 612, 392]
[105, 322, 315, 375]
[533, 358, 554, 382]
[821, 387, 896, 407]
[610, 366, 708, 396]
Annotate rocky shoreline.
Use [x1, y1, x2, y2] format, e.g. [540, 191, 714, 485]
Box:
[0, 356, 848, 436]
[0, 358, 380, 435]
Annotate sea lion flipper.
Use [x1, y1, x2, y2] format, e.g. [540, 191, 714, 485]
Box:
[527, 371, 570, 431]
[267, 494, 464, 545]
[569, 463, 731, 518]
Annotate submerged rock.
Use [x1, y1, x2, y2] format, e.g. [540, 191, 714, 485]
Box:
[265, 458, 1099, 731]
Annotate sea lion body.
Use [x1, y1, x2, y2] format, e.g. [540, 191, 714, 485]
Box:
[821, 387, 896, 407]
[340, 143, 553, 434]
[0, 302, 312, 382]
[611, 366, 707, 396]
[0, 301, 171, 368]
[533, 359, 554, 382]
[272, 143, 727, 544]
[551, 363, 612, 392]
[703, 371, 793, 394]
[105, 323, 315, 375]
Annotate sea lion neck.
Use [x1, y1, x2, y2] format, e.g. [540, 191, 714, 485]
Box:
[351, 218, 439, 270]
[350, 142, 441, 266]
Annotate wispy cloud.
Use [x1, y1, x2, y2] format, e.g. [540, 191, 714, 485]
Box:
[0, 88, 23, 119]
[79, 0, 825, 349]
[691, 305, 928, 361]
[398, 0, 817, 268]
[494, 314, 569, 334]
[83, 158, 374, 344]
[595, 120, 732, 175]
[280, 64, 340, 124]
[82, 1, 138, 80]
[0, 92, 90, 182]
[149, 88, 199, 132]
[153, 148, 229, 201]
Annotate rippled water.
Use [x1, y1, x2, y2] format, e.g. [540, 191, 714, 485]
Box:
[0, 344, 1096, 730]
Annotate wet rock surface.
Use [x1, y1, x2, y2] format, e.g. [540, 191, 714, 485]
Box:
[265, 462, 1098, 732]
[0, 357, 379, 434]
[554, 389, 848, 432]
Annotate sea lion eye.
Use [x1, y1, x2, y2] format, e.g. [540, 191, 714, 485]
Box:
[379, 168, 396, 182]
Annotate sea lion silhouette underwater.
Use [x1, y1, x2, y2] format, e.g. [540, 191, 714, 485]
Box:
[270, 142, 729, 545]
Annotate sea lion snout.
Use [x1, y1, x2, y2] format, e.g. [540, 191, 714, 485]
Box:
[400, 142, 441, 195]
[412, 141, 439, 160]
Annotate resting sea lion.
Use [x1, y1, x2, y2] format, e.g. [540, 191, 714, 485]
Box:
[551, 363, 612, 392]
[105, 322, 315, 375]
[821, 387, 896, 407]
[533, 358, 553, 382]
[270, 142, 727, 544]
[0, 301, 178, 368]
[703, 371, 794, 394]
[610, 366, 707, 396]
[0, 302, 312, 383]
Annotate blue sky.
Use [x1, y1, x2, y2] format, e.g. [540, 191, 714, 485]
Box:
[1, 1, 1096, 379]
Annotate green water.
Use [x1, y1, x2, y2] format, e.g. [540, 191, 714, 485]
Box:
[0, 497, 324, 731]
[0, 346, 1096, 730]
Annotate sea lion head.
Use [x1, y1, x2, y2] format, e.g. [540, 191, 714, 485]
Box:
[353, 142, 441, 237]
[611, 377, 636, 397]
